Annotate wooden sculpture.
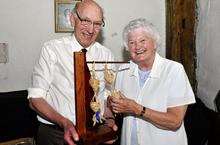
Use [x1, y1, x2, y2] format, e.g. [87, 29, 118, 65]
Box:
[73, 50, 117, 145]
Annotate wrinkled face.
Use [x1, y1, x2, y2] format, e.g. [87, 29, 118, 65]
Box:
[127, 27, 156, 64]
[73, 4, 103, 48]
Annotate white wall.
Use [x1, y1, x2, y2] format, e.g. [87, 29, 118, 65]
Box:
[0, 0, 69, 92]
[97, 0, 165, 60]
[0, 0, 165, 92]
[197, 0, 220, 110]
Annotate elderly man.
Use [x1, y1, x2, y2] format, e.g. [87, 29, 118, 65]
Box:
[28, 1, 116, 145]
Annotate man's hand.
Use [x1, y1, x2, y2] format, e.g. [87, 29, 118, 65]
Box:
[61, 118, 79, 145]
[105, 117, 118, 131]
[104, 136, 118, 144]
[103, 117, 118, 144]
[103, 98, 118, 144]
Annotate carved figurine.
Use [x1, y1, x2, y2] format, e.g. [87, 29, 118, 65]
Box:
[104, 63, 121, 99]
[89, 62, 104, 126]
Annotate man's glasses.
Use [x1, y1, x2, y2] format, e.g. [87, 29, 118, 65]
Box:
[75, 10, 105, 30]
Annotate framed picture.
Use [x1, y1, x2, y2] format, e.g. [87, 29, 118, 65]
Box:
[55, 0, 81, 33]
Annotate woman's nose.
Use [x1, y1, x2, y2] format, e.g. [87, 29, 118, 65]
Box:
[135, 42, 142, 49]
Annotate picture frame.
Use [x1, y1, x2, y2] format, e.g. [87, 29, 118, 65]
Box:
[55, 0, 81, 33]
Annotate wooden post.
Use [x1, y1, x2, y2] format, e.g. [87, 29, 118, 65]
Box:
[73, 51, 117, 145]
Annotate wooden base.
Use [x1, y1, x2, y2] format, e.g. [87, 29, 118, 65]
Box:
[78, 125, 117, 145]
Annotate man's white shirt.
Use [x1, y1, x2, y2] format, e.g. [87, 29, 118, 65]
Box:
[28, 35, 115, 125]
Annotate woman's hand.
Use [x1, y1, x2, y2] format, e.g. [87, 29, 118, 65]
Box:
[108, 92, 142, 115]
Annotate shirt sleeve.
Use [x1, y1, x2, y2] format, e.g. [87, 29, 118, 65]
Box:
[28, 44, 57, 99]
[167, 64, 196, 107]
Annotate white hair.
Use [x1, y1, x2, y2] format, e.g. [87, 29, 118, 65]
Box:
[122, 18, 161, 50]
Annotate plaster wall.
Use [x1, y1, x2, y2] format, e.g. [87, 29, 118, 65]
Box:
[0, 0, 165, 92]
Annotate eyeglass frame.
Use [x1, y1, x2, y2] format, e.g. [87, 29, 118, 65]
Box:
[75, 10, 105, 29]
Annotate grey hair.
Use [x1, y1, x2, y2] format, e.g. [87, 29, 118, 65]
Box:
[122, 18, 161, 50]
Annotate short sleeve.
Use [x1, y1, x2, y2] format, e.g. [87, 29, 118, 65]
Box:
[167, 64, 196, 107]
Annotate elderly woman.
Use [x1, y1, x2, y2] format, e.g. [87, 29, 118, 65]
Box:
[108, 18, 195, 145]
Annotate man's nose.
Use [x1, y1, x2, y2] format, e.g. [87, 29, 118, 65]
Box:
[87, 23, 95, 33]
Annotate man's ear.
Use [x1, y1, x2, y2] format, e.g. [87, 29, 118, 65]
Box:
[70, 13, 75, 27]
